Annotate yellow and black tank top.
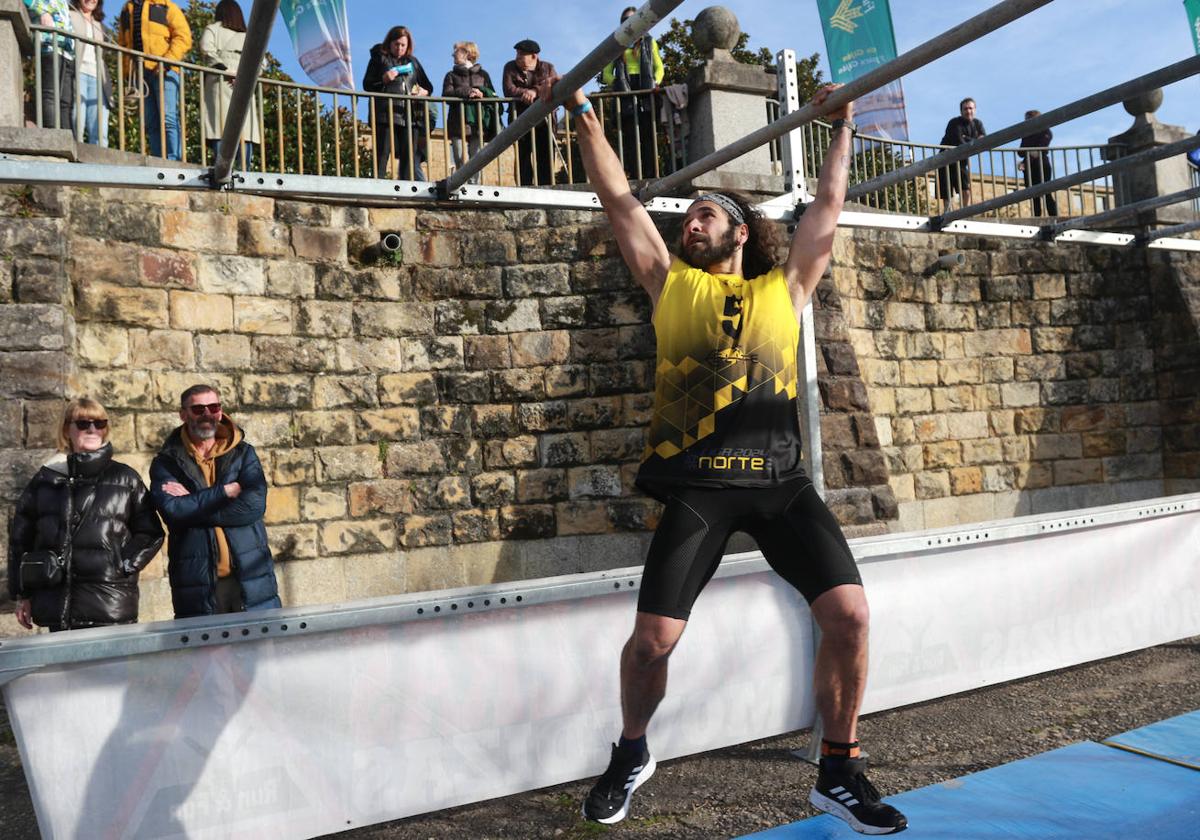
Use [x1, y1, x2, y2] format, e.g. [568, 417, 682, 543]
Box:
[637, 258, 806, 497]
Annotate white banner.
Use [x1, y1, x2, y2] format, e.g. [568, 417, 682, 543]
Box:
[4, 498, 1199, 838]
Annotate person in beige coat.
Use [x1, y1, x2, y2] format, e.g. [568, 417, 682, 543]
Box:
[69, 0, 111, 147]
[200, 0, 261, 168]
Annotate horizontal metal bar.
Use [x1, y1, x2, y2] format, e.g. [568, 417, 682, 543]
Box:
[850, 493, 1200, 560]
[847, 54, 1200, 200]
[1146, 235, 1200, 252]
[0, 492, 1195, 679]
[938, 218, 1044, 239]
[6, 157, 1200, 252]
[439, 0, 684, 193]
[1050, 227, 1138, 246]
[1047, 184, 1200, 235]
[938, 132, 1200, 225]
[638, 0, 1053, 201]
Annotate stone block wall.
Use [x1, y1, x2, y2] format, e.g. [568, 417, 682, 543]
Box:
[1, 185, 1197, 633]
[830, 229, 1200, 531]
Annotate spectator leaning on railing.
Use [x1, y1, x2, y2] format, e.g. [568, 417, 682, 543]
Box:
[601, 5, 664, 180]
[200, 0, 262, 169]
[502, 38, 556, 187]
[117, 0, 192, 161]
[362, 25, 434, 181]
[24, 0, 75, 131]
[937, 96, 985, 214]
[1017, 110, 1057, 218]
[442, 40, 497, 185]
[68, 0, 110, 147]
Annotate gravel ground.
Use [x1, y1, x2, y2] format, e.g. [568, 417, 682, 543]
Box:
[0, 637, 1195, 839]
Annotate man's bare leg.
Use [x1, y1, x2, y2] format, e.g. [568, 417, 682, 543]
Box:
[620, 611, 688, 738]
[583, 611, 686, 823]
[809, 584, 870, 743]
[807, 584, 907, 833]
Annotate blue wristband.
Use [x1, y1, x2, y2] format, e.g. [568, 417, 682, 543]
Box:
[571, 100, 593, 118]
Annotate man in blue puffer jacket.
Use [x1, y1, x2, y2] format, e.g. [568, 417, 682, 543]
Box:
[151, 383, 280, 618]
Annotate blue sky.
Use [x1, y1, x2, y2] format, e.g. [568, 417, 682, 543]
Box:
[257, 0, 1197, 149]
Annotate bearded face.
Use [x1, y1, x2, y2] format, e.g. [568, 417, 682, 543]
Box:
[680, 221, 739, 270]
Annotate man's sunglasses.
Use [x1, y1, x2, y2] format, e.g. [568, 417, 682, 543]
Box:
[187, 403, 222, 416]
[72, 419, 108, 431]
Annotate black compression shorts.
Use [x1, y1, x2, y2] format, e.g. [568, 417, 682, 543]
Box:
[637, 477, 863, 620]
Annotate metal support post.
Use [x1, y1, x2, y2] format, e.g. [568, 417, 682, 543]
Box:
[774, 49, 810, 202]
[938, 132, 1200, 226]
[210, 0, 279, 185]
[847, 54, 1200, 201]
[638, 0, 1053, 202]
[438, 0, 685, 196]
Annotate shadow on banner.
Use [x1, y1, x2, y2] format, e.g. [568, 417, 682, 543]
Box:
[280, 0, 354, 89]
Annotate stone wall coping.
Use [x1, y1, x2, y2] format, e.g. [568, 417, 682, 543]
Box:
[0, 0, 32, 55]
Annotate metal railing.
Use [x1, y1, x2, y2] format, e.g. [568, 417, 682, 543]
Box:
[25, 25, 709, 188]
[796, 118, 1120, 219]
[25, 23, 1120, 213]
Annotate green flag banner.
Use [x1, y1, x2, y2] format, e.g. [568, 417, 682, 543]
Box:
[1186, 0, 1200, 54]
[280, 0, 354, 89]
[816, 0, 909, 140]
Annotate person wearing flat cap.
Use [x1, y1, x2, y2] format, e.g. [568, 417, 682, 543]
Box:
[555, 70, 909, 836]
[502, 38, 556, 186]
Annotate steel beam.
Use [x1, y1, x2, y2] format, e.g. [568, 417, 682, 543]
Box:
[1046, 185, 1200, 235]
[210, 0, 280, 185]
[1142, 218, 1200, 243]
[4, 157, 1199, 252]
[438, 0, 684, 195]
[847, 55, 1200, 201]
[937, 132, 1200, 226]
[638, 0, 1053, 201]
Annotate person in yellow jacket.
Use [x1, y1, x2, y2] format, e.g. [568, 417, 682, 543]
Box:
[600, 5, 664, 180]
[117, 0, 192, 160]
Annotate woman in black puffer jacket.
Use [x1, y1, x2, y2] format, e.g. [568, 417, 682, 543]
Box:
[362, 25, 434, 180]
[7, 398, 164, 631]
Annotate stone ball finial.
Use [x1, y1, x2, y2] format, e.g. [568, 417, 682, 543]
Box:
[692, 6, 740, 54]
[1123, 88, 1163, 121]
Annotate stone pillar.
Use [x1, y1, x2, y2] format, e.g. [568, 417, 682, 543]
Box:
[1104, 89, 1196, 226]
[0, 0, 32, 128]
[686, 7, 781, 195]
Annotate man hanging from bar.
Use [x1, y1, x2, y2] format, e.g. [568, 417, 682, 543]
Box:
[553, 78, 908, 834]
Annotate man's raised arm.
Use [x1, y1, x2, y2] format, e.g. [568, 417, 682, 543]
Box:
[785, 86, 854, 314]
[555, 84, 671, 307]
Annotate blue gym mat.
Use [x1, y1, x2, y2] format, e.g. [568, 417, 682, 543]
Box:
[1104, 709, 1200, 770]
[741, 740, 1200, 839]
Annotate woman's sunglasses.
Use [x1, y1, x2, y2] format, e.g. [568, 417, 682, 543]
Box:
[72, 419, 108, 431]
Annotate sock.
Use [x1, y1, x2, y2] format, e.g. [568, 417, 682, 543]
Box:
[820, 739, 861, 760]
[618, 733, 647, 755]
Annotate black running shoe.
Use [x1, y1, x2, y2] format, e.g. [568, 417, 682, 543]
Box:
[581, 742, 657, 824]
[809, 757, 907, 835]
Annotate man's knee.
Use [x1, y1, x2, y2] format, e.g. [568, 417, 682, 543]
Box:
[627, 635, 674, 668]
[626, 616, 685, 668]
[813, 586, 870, 642]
